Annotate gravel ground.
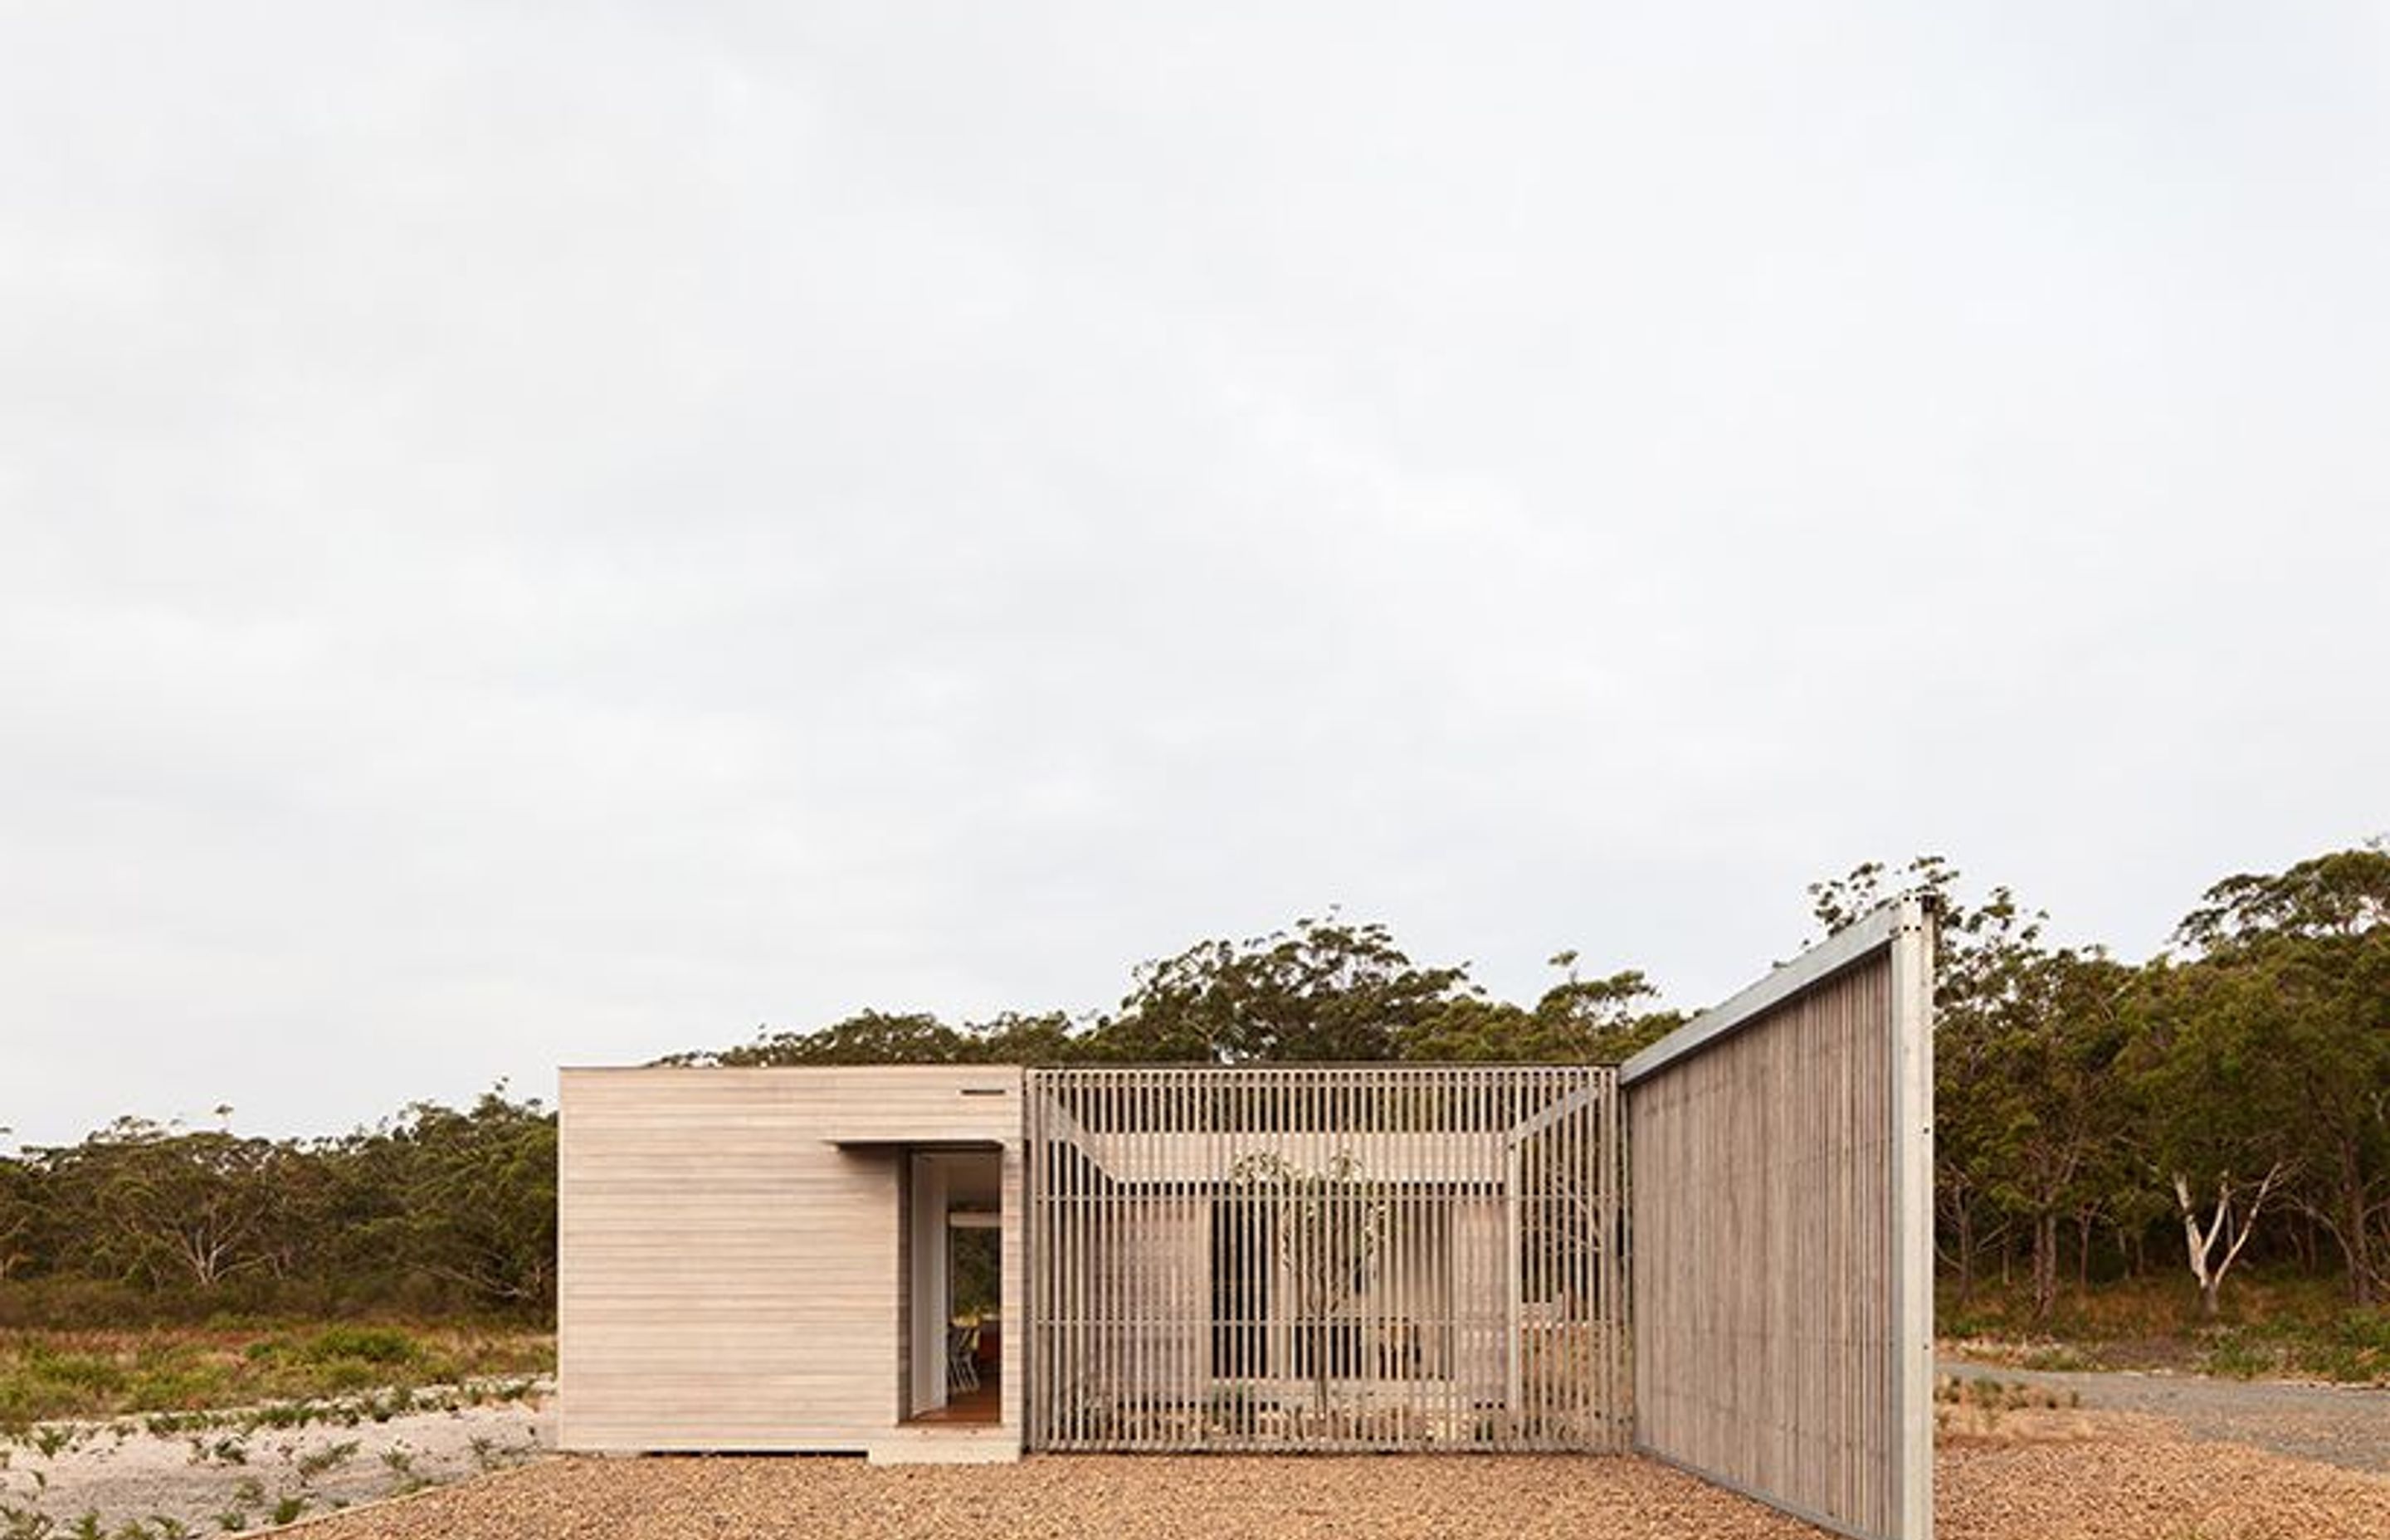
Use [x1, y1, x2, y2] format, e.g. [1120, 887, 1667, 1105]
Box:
[1938, 1407, 2390, 1539]
[1942, 1357, 2390, 1474]
[13, 1379, 2383, 1539]
[279, 1418, 2390, 1540]
[285, 1455, 1821, 1540]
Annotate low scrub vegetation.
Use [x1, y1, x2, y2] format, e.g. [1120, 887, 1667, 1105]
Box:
[0, 1323, 551, 1431]
[1943, 1271, 2390, 1384]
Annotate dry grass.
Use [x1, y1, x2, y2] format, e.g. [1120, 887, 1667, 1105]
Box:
[277, 1414, 2390, 1540]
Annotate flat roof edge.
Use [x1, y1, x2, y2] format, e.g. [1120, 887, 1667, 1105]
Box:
[558, 1060, 1622, 1075]
[557, 1064, 1027, 1075]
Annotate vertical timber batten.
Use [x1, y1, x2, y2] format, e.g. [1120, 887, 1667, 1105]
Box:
[1621, 899, 1935, 1540]
[1022, 1065, 1626, 1453]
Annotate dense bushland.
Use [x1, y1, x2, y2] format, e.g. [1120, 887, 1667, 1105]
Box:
[0, 1096, 555, 1323]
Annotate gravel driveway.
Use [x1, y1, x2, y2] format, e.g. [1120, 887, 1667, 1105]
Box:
[17, 1367, 2377, 1539]
[284, 1429, 2390, 1540]
[286, 1455, 1820, 1540]
[1941, 1358, 2390, 1474]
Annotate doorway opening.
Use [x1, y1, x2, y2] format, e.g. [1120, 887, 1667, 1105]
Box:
[905, 1149, 1002, 1425]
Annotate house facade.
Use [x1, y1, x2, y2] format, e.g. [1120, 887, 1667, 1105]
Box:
[558, 899, 1935, 1540]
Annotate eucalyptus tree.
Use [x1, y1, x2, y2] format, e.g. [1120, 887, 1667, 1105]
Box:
[1399, 956, 1680, 1065]
[1805, 857, 2051, 1304]
[379, 1092, 560, 1309]
[2127, 956, 2304, 1318]
[1103, 914, 1474, 1063]
[1992, 948, 2135, 1318]
[669, 1007, 1098, 1068]
[2166, 846, 2390, 1305]
[666, 1009, 978, 1066]
[35, 1120, 295, 1289]
[0, 1147, 37, 1283]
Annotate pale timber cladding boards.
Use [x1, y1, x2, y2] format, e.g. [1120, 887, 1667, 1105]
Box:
[1623, 901, 1935, 1540]
[1026, 1066, 1627, 1452]
[556, 1065, 1027, 1454]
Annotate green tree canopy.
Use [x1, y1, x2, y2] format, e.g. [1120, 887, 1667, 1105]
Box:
[2158, 845, 2390, 1305]
[1100, 914, 1475, 1063]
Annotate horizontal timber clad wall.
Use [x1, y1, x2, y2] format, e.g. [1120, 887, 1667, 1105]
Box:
[558, 1065, 1023, 1453]
[1625, 903, 1934, 1540]
[1027, 1065, 1626, 1453]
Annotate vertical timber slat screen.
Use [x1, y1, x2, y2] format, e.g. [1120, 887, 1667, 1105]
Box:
[1026, 1065, 1626, 1452]
[1622, 900, 1936, 1540]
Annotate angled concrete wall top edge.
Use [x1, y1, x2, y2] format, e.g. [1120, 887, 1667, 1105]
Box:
[1620, 894, 1931, 1088]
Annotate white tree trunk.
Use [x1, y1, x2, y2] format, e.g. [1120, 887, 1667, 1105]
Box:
[2173, 1164, 2287, 1318]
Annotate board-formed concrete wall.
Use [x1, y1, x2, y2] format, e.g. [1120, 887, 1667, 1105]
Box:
[1622, 899, 1935, 1540]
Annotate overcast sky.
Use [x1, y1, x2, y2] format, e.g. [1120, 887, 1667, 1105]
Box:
[3, 4, 2384, 1148]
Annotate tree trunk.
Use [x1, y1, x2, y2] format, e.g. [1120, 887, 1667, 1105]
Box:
[2032, 1214, 2060, 1321]
[2174, 1166, 2285, 1322]
[2340, 1144, 2378, 1308]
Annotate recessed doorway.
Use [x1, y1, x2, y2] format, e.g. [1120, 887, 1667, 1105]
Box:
[905, 1149, 1002, 1425]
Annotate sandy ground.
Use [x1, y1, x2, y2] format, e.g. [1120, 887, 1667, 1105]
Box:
[0, 1388, 549, 1535]
[280, 1409, 2390, 1540]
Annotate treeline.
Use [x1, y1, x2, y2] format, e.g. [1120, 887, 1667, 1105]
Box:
[1816, 848, 2387, 1319]
[670, 846, 2389, 1323]
[0, 917, 1680, 1328]
[0, 1095, 554, 1325]
[659, 914, 1686, 1070]
[1, 846, 2381, 1329]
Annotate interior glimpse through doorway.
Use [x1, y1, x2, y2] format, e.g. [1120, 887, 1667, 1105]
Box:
[905, 1149, 1002, 1425]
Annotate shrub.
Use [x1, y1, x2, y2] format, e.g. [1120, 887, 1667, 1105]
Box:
[299, 1327, 419, 1367]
